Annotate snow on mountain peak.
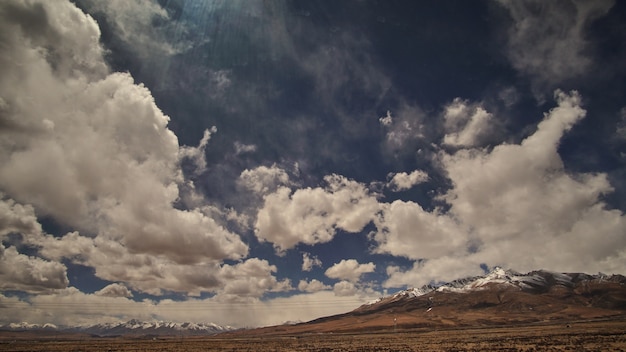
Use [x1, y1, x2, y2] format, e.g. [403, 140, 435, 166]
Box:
[384, 267, 594, 303]
[1, 320, 236, 337]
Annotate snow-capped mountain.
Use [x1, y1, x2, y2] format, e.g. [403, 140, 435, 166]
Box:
[376, 267, 623, 303]
[75, 319, 235, 336]
[4, 322, 58, 330]
[227, 268, 626, 336]
[0, 319, 235, 337]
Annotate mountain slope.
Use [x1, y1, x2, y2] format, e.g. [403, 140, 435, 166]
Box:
[229, 268, 626, 336]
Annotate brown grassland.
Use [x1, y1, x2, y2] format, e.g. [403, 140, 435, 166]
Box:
[1, 319, 625, 352]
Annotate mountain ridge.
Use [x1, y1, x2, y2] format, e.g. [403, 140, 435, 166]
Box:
[0, 319, 235, 337]
[224, 268, 626, 336]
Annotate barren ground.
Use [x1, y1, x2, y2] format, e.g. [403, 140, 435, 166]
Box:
[1, 320, 625, 352]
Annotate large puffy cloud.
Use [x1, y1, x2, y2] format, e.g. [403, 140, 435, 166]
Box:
[0, 245, 68, 293]
[325, 259, 376, 283]
[254, 174, 379, 251]
[0, 196, 42, 238]
[496, 0, 614, 90]
[0, 0, 247, 296]
[32, 232, 288, 298]
[33, 232, 222, 296]
[373, 200, 467, 260]
[215, 258, 292, 301]
[382, 91, 626, 287]
[0, 196, 68, 294]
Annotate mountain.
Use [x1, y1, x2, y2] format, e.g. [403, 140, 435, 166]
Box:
[227, 268, 626, 336]
[0, 320, 235, 337]
[3, 322, 58, 331]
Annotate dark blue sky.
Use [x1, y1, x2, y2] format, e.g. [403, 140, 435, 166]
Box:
[0, 0, 625, 328]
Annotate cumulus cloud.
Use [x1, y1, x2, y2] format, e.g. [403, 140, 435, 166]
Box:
[442, 98, 495, 147]
[0, 0, 248, 296]
[302, 252, 322, 272]
[34, 232, 221, 296]
[382, 90, 626, 288]
[387, 170, 429, 191]
[95, 283, 133, 298]
[215, 258, 292, 301]
[32, 231, 291, 298]
[298, 279, 330, 293]
[325, 259, 376, 283]
[238, 164, 291, 196]
[0, 196, 42, 238]
[254, 174, 379, 251]
[333, 281, 358, 297]
[373, 200, 467, 260]
[496, 0, 614, 90]
[0, 245, 68, 293]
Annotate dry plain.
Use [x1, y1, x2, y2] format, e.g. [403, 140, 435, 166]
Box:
[1, 320, 625, 352]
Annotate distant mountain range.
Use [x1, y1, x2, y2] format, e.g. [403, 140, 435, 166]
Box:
[227, 268, 626, 336]
[0, 319, 235, 337]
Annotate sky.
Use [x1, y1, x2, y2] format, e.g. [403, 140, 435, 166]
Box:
[0, 0, 625, 329]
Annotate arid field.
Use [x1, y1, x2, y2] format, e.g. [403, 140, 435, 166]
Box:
[1, 320, 625, 352]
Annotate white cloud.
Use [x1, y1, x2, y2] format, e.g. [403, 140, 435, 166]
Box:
[373, 200, 467, 260]
[0, 196, 42, 238]
[442, 98, 495, 147]
[325, 259, 376, 283]
[32, 231, 292, 298]
[0, 245, 68, 293]
[179, 126, 217, 173]
[387, 170, 429, 191]
[254, 175, 379, 251]
[333, 281, 358, 297]
[34, 232, 221, 296]
[0, 0, 248, 296]
[302, 252, 322, 272]
[95, 283, 133, 298]
[384, 257, 483, 289]
[380, 90, 626, 288]
[496, 0, 614, 90]
[298, 279, 330, 293]
[238, 164, 290, 195]
[379, 110, 393, 126]
[216, 258, 292, 300]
